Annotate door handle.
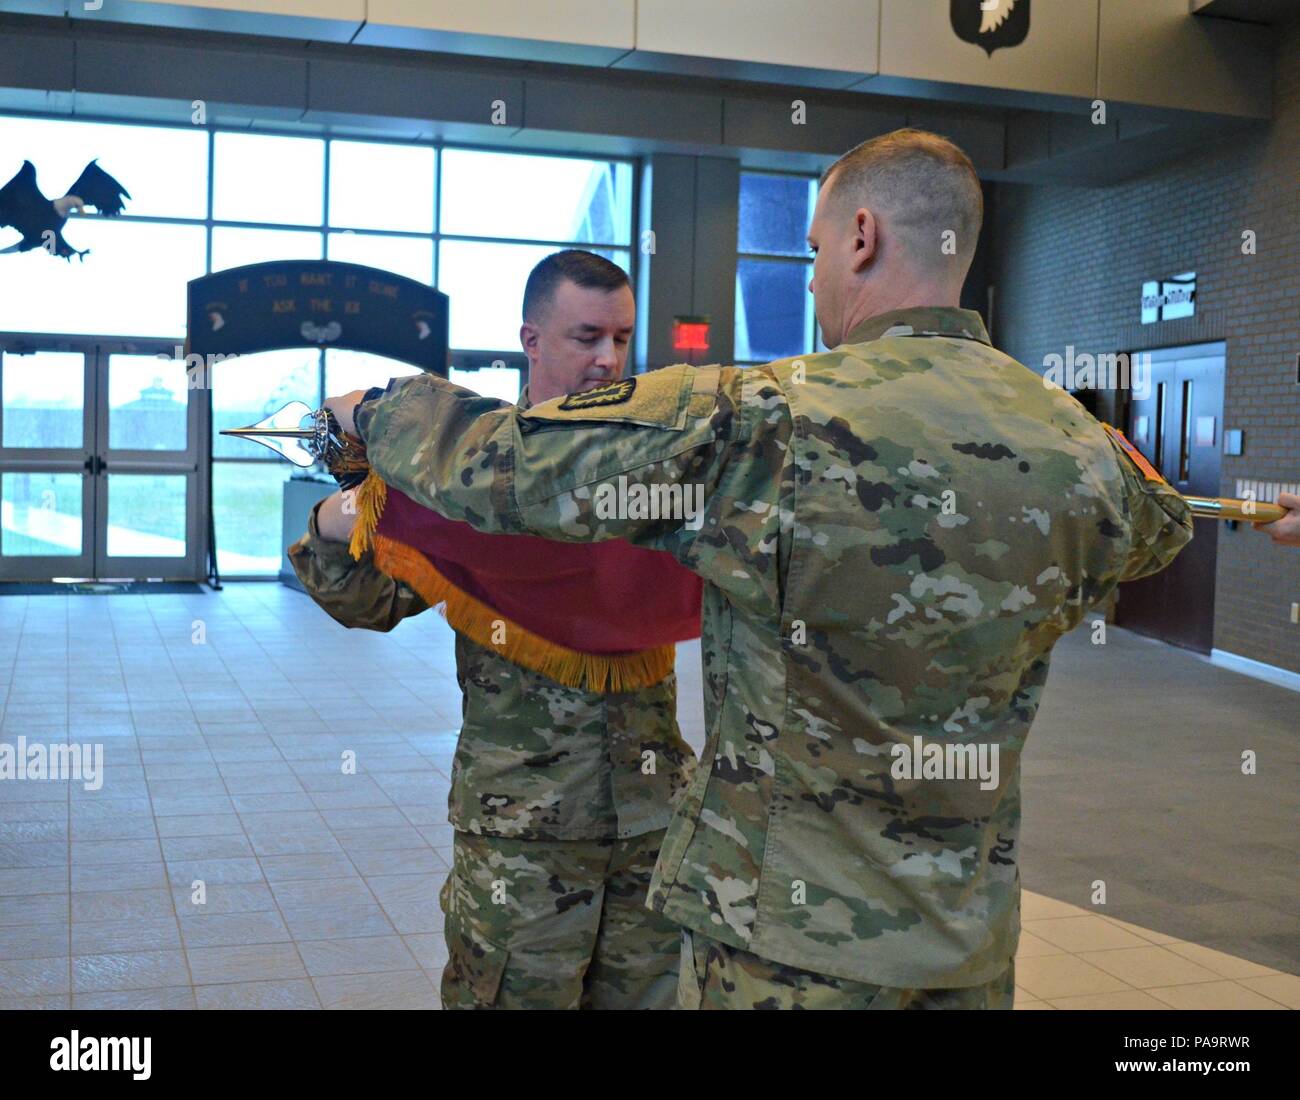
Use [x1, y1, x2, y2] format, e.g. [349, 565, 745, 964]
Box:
[82, 455, 106, 476]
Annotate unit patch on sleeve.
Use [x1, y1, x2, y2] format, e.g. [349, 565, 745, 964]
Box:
[558, 378, 636, 410]
[1102, 422, 1168, 485]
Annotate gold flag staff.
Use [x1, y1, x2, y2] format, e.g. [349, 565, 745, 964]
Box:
[1183, 496, 1285, 523]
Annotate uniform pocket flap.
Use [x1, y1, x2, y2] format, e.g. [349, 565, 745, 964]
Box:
[447, 919, 510, 1007]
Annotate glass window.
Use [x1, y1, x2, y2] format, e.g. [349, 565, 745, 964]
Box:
[735, 173, 818, 363]
[439, 241, 629, 350]
[211, 227, 323, 272]
[738, 174, 816, 257]
[735, 259, 816, 362]
[0, 118, 209, 220]
[211, 348, 321, 577]
[1, 472, 83, 557]
[0, 220, 206, 338]
[106, 474, 187, 558]
[211, 350, 321, 459]
[212, 461, 294, 576]
[325, 350, 424, 395]
[440, 150, 632, 245]
[329, 140, 435, 233]
[108, 355, 189, 451]
[326, 231, 434, 285]
[213, 132, 325, 226]
[2, 351, 85, 449]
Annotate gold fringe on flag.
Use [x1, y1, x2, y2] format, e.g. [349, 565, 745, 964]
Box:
[347, 472, 675, 693]
[347, 470, 390, 561]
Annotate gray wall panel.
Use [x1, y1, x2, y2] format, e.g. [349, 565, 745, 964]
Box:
[1005, 111, 1052, 168]
[0, 28, 74, 92]
[691, 156, 738, 368]
[640, 154, 696, 371]
[305, 57, 523, 131]
[525, 77, 722, 146]
[1047, 112, 1119, 158]
[724, 97, 906, 157]
[75, 37, 309, 115]
[638, 153, 738, 371]
[906, 109, 1006, 173]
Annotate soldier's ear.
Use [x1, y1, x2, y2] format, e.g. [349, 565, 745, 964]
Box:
[851, 207, 878, 273]
[520, 322, 540, 359]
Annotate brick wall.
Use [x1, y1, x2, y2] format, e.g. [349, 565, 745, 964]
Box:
[988, 19, 1300, 675]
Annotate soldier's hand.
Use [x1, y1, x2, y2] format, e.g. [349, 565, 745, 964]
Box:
[323, 389, 369, 436]
[1256, 491, 1300, 547]
[317, 490, 361, 543]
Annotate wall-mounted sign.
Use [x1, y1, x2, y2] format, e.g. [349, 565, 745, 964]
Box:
[187, 260, 448, 370]
[1141, 272, 1196, 324]
[950, 0, 1031, 57]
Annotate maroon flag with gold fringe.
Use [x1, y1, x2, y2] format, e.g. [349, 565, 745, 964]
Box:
[348, 474, 702, 693]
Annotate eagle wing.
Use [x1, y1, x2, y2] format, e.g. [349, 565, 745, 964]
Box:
[0, 160, 48, 234]
[979, 0, 1016, 35]
[64, 159, 131, 216]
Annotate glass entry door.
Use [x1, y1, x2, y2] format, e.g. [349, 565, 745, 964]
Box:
[0, 339, 205, 582]
[0, 349, 94, 578]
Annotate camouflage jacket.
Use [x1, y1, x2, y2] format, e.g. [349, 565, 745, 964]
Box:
[354, 306, 1193, 987]
[288, 504, 695, 841]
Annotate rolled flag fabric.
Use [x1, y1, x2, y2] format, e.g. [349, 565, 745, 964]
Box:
[348, 472, 702, 693]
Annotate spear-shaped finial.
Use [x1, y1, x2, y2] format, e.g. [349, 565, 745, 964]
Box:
[220, 401, 320, 467]
[221, 401, 370, 487]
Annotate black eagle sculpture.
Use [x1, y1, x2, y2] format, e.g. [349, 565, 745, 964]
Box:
[0, 159, 131, 261]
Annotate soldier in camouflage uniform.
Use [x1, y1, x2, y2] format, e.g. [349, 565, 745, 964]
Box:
[328, 131, 1194, 1008]
[291, 252, 693, 1009]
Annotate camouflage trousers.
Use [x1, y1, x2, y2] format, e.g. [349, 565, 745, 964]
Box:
[677, 930, 1016, 1010]
[440, 828, 680, 1009]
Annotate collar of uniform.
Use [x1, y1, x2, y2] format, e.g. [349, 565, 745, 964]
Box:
[517, 383, 532, 411]
[843, 307, 991, 347]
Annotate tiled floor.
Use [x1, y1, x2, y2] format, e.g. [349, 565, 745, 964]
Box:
[0, 584, 1294, 1009]
[1013, 892, 1294, 1010]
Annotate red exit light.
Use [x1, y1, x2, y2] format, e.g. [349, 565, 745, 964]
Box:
[673, 316, 710, 351]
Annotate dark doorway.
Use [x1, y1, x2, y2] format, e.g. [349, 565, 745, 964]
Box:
[1114, 342, 1224, 654]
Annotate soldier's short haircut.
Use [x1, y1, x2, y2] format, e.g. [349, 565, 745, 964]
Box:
[819, 129, 984, 271]
[522, 249, 631, 323]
